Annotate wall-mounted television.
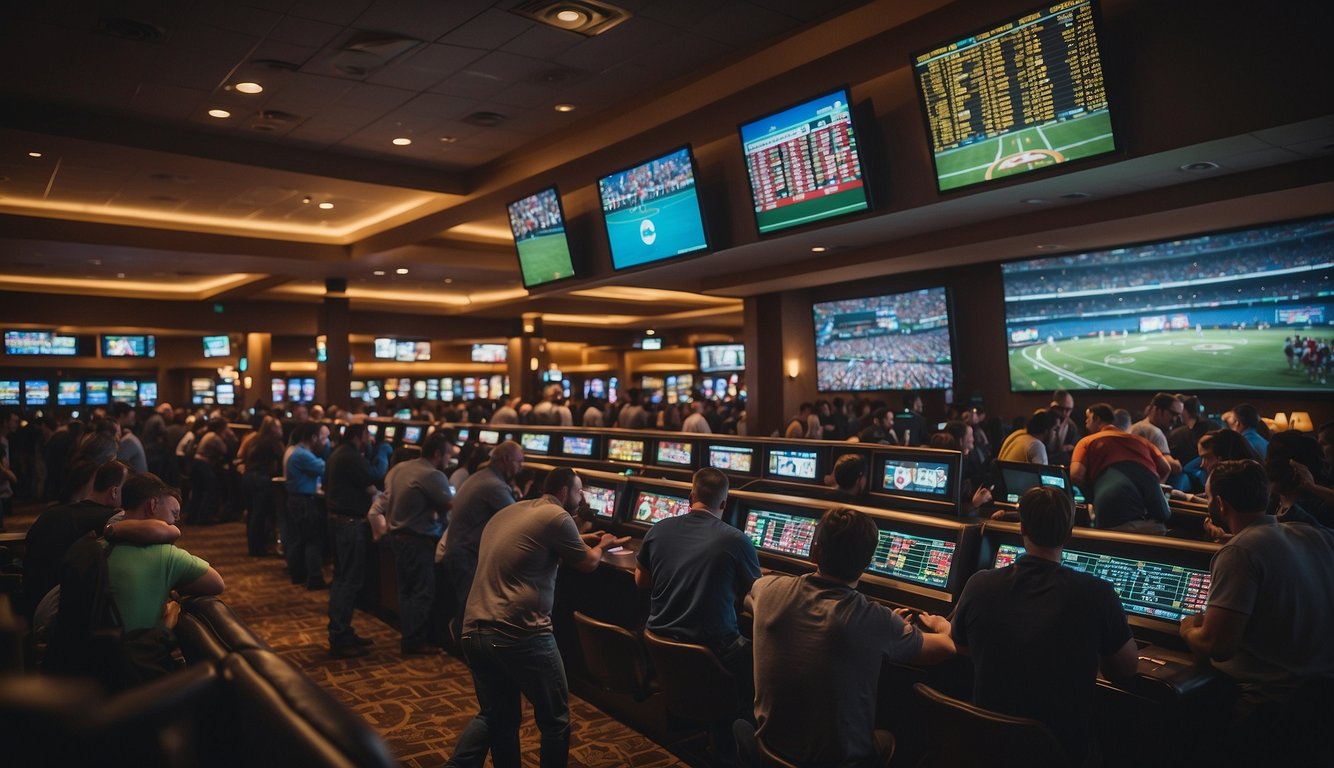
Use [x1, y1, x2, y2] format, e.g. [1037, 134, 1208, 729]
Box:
[373, 338, 430, 361]
[101, 334, 156, 358]
[607, 438, 645, 463]
[766, 448, 820, 482]
[698, 343, 745, 373]
[520, 432, 551, 454]
[597, 145, 708, 270]
[216, 381, 235, 405]
[111, 379, 138, 403]
[583, 378, 606, 400]
[190, 378, 215, 405]
[911, 0, 1116, 192]
[23, 379, 50, 406]
[640, 337, 663, 350]
[301, 378, 316, 402]
[507, 186, 577, 288]
[4, 330, 79, 356]
[138, 381, 158, 407]
[0, 381, 19, 405]
[655, 439, 693, 467]
[85, 380, 109, 406]
[1001, 215, 1334, 392]
[201, 335, 230, 358]
[708, 443, 756, 475]
[272, 379, 287, 403]
[56, 381, 82, 406]
[472, 343, 507, 363]
[813, 286, 954, 391]
[739, 86, 870, 234]
[563, 435, 596, 457]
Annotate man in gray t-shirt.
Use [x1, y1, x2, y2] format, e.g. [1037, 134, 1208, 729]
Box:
[441, 440, 522, 639]
[446, 468, 626, 768]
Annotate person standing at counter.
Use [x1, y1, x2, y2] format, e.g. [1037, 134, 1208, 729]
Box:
[283, 422, 329, 590]
[386, 432, 453, 656]
[325, 424, 391, 658]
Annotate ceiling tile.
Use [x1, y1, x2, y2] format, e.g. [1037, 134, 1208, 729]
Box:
[149, 49, 241, 92]
[130, 83, 211, 121]
[352, 0, 493, 42]
[553, 15, 676, 72]
[499, 24, 584, 60]
[692, 3, 789, 46]
[287, 0, 374, 26]
[168, 21, 264, 61]
[193, 0, 284, 37]
[365, 42, 486, 90]
[437, 7, 532, 50]
[387, 92, 480, 121]
[335, 82, 415, 110]
[268, 14, 344, 48]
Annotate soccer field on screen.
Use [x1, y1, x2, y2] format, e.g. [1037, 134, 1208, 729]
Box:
[1008, 328, 1333, 392]
[515, 231, 575, 287]
[935, 110, 1115, 191]
[604, 188, 707, 269]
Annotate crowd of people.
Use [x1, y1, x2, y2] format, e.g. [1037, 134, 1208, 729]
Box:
[507, 188, 564, 241]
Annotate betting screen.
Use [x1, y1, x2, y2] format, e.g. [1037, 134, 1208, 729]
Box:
[993, 544, 1211, 622]
[632, 491, 691, 525]
[585, 485, 618, 520]
[768, 449, 818, 480]
[880, 459, 951, 497]
[608, 438, 645, 463]
[56, 381, 82, 406]
[912, 0, 1114, 191]
[744, 509, 818, 559]
[999, 464, 1069, 504]
[478, 429, 500, 445]
[521, 433, 550, 453]
[563, 436, 595, 457]
[85, 380, 109, 405]
[24, 380, 50, 406]
[402, 425, 423, 445]
[866, 529, 955, 589]
[709, 445, 754, 473]
[0, 381, 19, 406]
[656, 441, 693, 466]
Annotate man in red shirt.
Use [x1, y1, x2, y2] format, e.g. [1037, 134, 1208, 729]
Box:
[1071, 402, 1172, 533]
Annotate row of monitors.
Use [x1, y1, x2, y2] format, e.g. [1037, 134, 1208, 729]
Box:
[0, 379, 157, 407]
[351, 375, 510, 403]
[3, 332, 232, 359]
[580, 473, 1214, 635]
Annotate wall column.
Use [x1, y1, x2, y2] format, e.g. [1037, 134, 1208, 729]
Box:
[318, 279, 351, 407]
[243, 332, 271, 408]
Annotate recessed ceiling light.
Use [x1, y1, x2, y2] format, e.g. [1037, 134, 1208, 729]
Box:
[1021, 198, 1049, 205]
[439, 136, 457, 143]
[554, 103, 576, 113]
[318, 202, 334, 209]
[207, 108, 231, 119]
[396, 268, 409, 275]
[1179, 161, 1219, 173]
[811, 246, 827, 253]
[116, 272, 126, 278]
[1060, 192, 1090, 199]
[27, 152, 42, 158]
[1036, 244, 1063, 251]
[645, 329, 655, 336]
[392, 137, 412, 146]
[556, 9, 584, 22]
[444, 278, 453, 284]
[373, 270, 386, 276]
[233, 82, 263, 94]
[89, 259, 102, 266]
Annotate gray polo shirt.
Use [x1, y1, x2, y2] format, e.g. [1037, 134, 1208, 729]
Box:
[385, 457, 452, 537]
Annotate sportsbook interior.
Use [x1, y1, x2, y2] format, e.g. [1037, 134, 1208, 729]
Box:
[1, 0, 1331, 765]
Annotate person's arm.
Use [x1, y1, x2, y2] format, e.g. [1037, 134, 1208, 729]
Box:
[104, 518, 180, 545]
[910, 612, 956, 664]
[1100, 637, 1139, 682]
[1070, 461, 1088, 490]
[634, 565, 652, 589]
[575, 532, 630, 573]
[1179, 606, 1248, 661]
[1291, 459, 1334, 506]
[178, 567, 225, 596]
[1149, 445, 1172, 482]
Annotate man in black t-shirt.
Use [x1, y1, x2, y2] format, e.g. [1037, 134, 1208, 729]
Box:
[952, 486, 1138, 763]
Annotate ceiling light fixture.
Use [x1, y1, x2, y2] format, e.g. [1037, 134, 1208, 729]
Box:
[396, 268, 409, 275]
[645, 329, 655, 336]
[318, 202, 334, 209]
[439, 136, 457, 143]
[1021, 198, 1049, 205]
[28, 152, 42, 158]
[373, 270, 386, 276]
[554, 103, 576, 112]
[511, 0, 630, 37]
[392, 137, 412, 146]
[444, 278, 453, 284]
[556, 9, 584, 22]
[1179, 161, 1219, 173]
[811, 246, 827, 253]
[207, 109, 231, 118]
[233, 82, 264, 94]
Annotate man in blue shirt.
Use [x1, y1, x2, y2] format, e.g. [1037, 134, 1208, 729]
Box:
[1229, 403, 1270, 458]
[284, 422, 329, 590]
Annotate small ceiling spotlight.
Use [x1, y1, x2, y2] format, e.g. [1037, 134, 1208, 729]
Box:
[554, 103, 576, 112]
[233, 81, 264, 94]
[318, 201, 334, 209]
[396, 267, 409, 275]
[392, 137, 412, 146]
[511, 1, 630, 37]
[207, 109, 231, 118]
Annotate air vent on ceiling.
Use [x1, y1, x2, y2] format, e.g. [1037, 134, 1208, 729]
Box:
[463, 111, 507, 128]
[99, 17, 166, 42]
[247, 110, 305, 132]
[251, 59, 301, 72]
[330, 32, 422, 77]
[510, 1, 630, 37]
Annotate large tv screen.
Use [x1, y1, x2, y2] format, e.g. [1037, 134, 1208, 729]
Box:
[202, 335, 230, 358]
[911, 0, 1116, 192]
[1002, 215, 1334, 392]
[103, 334, 156, 357]
[697, 343, 745, 373]
[472, 343, 507, 363]
[507, 187, 576, 288]
[6, 331, 78, 356]
[813, 287, 954, 391]
[739, 87, 870, 234]
[597, 145, 708, 270]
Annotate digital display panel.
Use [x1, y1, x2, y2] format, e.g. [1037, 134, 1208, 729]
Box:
[739, 87, 869, 234]
[813, 287, 953, 391]
[744, 508, 818, 559]
[521, 432, 551, 454]
[641, 337, 663, 350]
[216, 382, 235, 405]
[456, 428, 470, 442]
[585, 484, 618, 520]
[286, 378, 302, 402]
[272, 379, 287, 403]
[608, 438, 645, 463]
[398, 340, 430, 362]
[202, 335, 230, 358]
[993, 544, 1210, 622]
[24, 380, 50, 406]
[998, 462, 1071, 505]
[382, 425, 398, 442]
[709, 445, 754, 474]
[85, 380, 109, 405]
[632, 490, 691, 525]
[508, 187, 576, 288]
[866, 529, 955, 589]
[111, 379, 138, 403]
[478, 429, 500, 445]
[597, 146, 708, 270]
[366, 424, 379, 438]
[5, 331, 78, 356]
[0, 381, 19, 405]
[912, 0, 1115, 192]
[373, 338, 396, 359]
[563, 435, 595, 457]
[880, 459, 951, 497]
[402, 425, 424, 445]
[138, 381, 157, 406]
[1002, 215, 1334, 392]
[102, 335, 155, 358]
[190, 378, 215, 405]
[56, 381, 82, 406]
[301, 379, 315, 402]
[698, 343, 745, 373]
[472, 343, 508, 363]
[655, 440, 692, 466]
[767, 449, 818, 481]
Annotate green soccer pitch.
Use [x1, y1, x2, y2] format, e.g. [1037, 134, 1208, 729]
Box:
[515, 231, 575, 287]
[1008, 328, 1333, 392]
[935, 109, 1115, 191]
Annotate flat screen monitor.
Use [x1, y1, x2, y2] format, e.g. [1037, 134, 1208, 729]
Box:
[402, 425, 423, 446]
[708, 444, 755, 475]
[85, 380, 109, 405]
[56, 381, 82, 406]
[631, 489, 691, 526]
[138, 381, 157, 407]
[190, 378, 215, 405]
[1001, 214, 1334, 392]
[911, 0, 1115, 192]
[478, 429, 500, 445]
[23, 380, 50, 406]
[366, 424, 379, 438]
[111, 379, 138, 403]
[412, 380, 426, 399]
[426, 379, 439, 400]
[563, 435, 596, 457]
[456, 428, 471, 442]
[286, 378, 301, 402]
[739, 87, 870, 234]
[521, 432, 551, 454]
[597, 145, 708, 270]
[583, 378, 607, 400]
[398, 340, 430, 362]
[866, 528, 955, 590]
[640, 337, 663, 350]
[393, 409, 411, 421]
[993, 544, 1210, 623]
[584, 483, 618, 521]
[607, 438, 645, 463]
[397, 378, 412, 397]
[472, 343, 508, 363]
[0, 381, 19, 405]
[5, 331, 79, 356]
[507, 186, 577, 288]
[743, 505, 819, 560]
[813, 286, 954, 391]
[697, 343, 745, 373]
[201, 335, 230, 358]
[767, 448, 819, 482]
[373, 338, 396, 359]
[272, 379, 287, 403]
[655, 440, 693, 467]
[996, 461, 1074, 506]
[301, 379, 315, 402]
[878, 456, 952, 499]
[102, 334, 155, 358]
[216, 382, 235, 405]
[382, 425, 398, 443]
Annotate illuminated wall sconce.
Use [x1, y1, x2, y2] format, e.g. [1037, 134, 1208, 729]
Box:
[530, 357, 540, 371]
[1289, 412, 1314, 432]
[786, 359, 800, 380]
[243, 376, 253, 390]
[1272, 412, 1289, 432]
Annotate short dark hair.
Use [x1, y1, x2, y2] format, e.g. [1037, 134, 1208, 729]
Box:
[691, 467, 729, 508]
[1198, 429, 1258, 462]
[342, 423, 367, 443]
[1086, 402, 1115, 425]
[1232, 403, 1261, 430]
[1208, 460, 1268, 514]
[1181, 395, 1203, 417]
[422, 431, 450, 461]
[289, 422, 315, 446]
[832, 454, 867, 490]
[543, 466, 578, 497]
[1149, 392, 1179, 411]
[121, 472, 180, 512]
[1026, 408, 1058, 436]
[110, 402, 133, 419]
[814, 507, 879, 581]
[1019, 486, 1074, 548]
[93, 460, 130, 493]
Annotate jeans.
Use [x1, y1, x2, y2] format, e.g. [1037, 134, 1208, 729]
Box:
[445, 551, 478, 643]
[449, 629, 570, 768]
[285, 494, 325, 587]
[327, 515, 368, 647]
[243, 470, 275, 556]
[389, 532, 437, 650]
